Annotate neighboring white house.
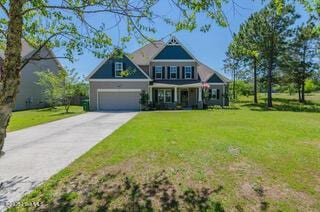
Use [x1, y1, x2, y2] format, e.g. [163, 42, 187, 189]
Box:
[0, 40, 62, 111]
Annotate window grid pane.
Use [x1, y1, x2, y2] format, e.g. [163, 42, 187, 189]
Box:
[115, 62, 123, 77]
[155, 66, 162, 79]
[170, 66, 177, 79]
[185, 66, 192, 79]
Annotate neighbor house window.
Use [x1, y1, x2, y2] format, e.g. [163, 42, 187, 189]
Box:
[184, 66, 192, 79]
[211, 89, 217, 99]
[158, 89, 172, 103]
[115, 62, 123, 77]
[155, 66, 162, 79]
[170, 66, 177, 79]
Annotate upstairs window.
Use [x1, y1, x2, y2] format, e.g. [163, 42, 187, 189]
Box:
[184, 66, 192, 79]
[170, 66, 177, 79]
[115, 62, 123, 77]
[155, 66, 162, 79]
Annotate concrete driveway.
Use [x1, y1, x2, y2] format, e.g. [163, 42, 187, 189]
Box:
[0, 111, 137, 210]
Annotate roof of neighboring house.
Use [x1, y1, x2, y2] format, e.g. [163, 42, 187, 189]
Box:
[130, 41, 165, 65]
[0, 39, 35, 59]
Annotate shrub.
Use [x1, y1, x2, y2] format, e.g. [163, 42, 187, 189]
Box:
[208, 105, 223, 110]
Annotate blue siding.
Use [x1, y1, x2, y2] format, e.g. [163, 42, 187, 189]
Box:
[207, 74, 224, 83]
[90, 55, 148, 79]
[154, 45, 193, 60]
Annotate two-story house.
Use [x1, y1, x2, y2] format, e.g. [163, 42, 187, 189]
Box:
[87, 37, 230, 111]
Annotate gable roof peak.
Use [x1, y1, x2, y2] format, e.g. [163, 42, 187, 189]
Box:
[167, 36, 180, 45]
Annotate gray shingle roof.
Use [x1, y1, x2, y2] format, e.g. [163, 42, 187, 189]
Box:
[130, 41, 165, 65]
[130, 39, 230, 83]
[197, 62, 231, 83]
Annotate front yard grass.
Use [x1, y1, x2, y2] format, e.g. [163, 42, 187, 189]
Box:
[8, 106, 84, 132]
[15, 105, 320, 211]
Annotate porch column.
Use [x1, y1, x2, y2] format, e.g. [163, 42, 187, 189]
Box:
[174, 87, 178, 102]
[198, 87, 202, 102]
[222, 85, 225, 106]
[149, 87, 152, 102]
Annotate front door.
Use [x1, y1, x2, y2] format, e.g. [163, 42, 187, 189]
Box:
[181, 90, 189, 107]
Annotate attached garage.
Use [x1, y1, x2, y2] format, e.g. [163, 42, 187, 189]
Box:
[97, 89, 141, 111]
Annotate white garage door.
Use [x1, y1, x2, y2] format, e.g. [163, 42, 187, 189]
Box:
[98, 89, 141, 111]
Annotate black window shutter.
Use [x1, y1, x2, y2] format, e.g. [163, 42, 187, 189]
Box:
[182, 67, 185, 79]
[171, 89, 174, 102]
[111, 62, 115, 77]
[209, 89, 212, 99]
[154, 89, 158, 103]
[123, 63, 126, 73]
[192, 66, 195, 79]
[152, 66, 155, 79]
[217, 89, 220, 99]
[162, 66, 165, 79]
[167, 66, 170, 79]
[177, 67, 180, 79]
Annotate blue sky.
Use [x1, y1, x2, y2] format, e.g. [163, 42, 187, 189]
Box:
[59, 0, 307, 78]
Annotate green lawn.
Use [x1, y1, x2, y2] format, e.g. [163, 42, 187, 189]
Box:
[13, 96, 320, 211]
[8, 106, 84, 132]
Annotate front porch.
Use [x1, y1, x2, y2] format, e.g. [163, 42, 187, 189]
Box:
[149, 83, 203, 110]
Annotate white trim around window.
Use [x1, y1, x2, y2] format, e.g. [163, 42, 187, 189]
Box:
[184, 66, 192, 79]
[211, 88, 218, 100]
[155, 66, 163, 79]
[115, 62, 123, 77]
[169, 66, 177, 79]
[158, 89, 172, 103]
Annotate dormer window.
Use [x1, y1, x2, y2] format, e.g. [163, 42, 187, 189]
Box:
[169, 66, 177, 79]
[155, 66, 162, 79]
[115, 62, 123, 77]
[184, 66, 192, 79]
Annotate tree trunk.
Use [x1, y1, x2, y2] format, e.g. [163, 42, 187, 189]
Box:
[298, 84, 301, 102]
[253, 57, 258, 104]
[301, 45, 307, 103]
[301, 80, 305, 103]
[233, 68, 236, 100]
[0, 0, 24, 154]
[267, 58, 273, 107]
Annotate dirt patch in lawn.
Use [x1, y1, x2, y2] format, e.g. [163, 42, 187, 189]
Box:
[228, 160, 317, 211]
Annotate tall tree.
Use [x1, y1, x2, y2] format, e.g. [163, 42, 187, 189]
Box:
[224, 45, 241, 101]
[280, 21, 320, 102]
[228, 2, 298, 107]
[0, 0, 230, 154]
[226, 20, 261, 104]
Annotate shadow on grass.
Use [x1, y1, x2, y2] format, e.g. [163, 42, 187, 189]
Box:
[243, 103, 320, 113]
[48, 112, 77, 117]
[15, 170, 224, 211]
[241, 96, 320, 113]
